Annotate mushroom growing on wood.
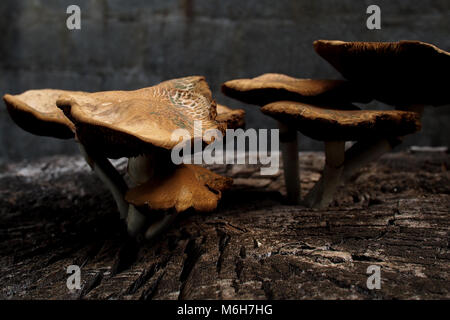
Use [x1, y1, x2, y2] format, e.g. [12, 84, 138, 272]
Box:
[313, 40, 450, 107]
[3, 89, 130, 227]
[261, 101, 421, 208]
[313, 40, 450, 177]
[125, 164, 232, 239]
[3, 77, 243, 240]
[221, 73, 371, 203]
[56, 76, 238, 239]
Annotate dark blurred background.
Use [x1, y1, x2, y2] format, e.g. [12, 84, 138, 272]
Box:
[1, 0, 449, 164]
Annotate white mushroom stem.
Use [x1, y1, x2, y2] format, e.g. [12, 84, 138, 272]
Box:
[78, 143, 129, 219]
[127, 205, 148, 237]
[79, 144, 156, 238]
[304, 105, 424, 208]
[342, 138, 400, 181]
[127, 153, 179, 240]
[341, 103, 425, 181]
[127, 154, 155, 186]
[145, 211, 178, 240]
[278, 121, 300, 204]
[305, 141, 345, 208]
[126, 153, 160, 234]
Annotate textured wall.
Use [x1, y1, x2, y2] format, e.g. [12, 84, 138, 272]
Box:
[1, 0, 449, 163]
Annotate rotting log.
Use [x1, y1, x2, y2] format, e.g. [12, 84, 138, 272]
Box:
[0, 151, 449, 299]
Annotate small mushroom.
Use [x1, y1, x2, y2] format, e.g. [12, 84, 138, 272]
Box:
[222, 73, 371, 203]
[57, 76, 235, 239]
[126, 164, 232, 213]
[261, 101, 421, 208]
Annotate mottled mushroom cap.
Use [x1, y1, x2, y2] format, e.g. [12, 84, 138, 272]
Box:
[57, 76, 224, 158]
[216, 104, 246, 129]
[221, 73, 372, 107]
[261, 101, 421, 141]
[125, 164, 232, 213]
[3, 89, 79, 139]
[314, 40, 450, 106]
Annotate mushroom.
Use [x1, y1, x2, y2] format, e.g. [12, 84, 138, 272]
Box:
[3, 77, 243, 239]
[126, 164, 232, 239]
[221, 73, 371, 203]
[3, 88, 132, 230]
[313, 40, 450, 107]
[56, 76, 238, 239]
[216, 104, 246, 129]
[221, 73, 371, 107]
[313, 40, 450, 177]
[3, 89, 78, 139]
[261, 101, 421, 207]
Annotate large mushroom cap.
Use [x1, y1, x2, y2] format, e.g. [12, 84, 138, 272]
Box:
[313, 40, 450, 106]
[57, 76, 224, 158]
[261, 101, 421, 141]
[216, 104, 246, 129]
[3, 89, 79, 139]
[125, 164, 232, 213]
[221, 73, 372, 107]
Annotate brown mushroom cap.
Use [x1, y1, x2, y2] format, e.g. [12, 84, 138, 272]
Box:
[313, 40, 450, 106]
[221, 73, 372, 107]
[3, 89, 79, 139]
[125, 164, 232, 213]
[216, 104, 246, 129]
[57, 76, 224, 158]
[261, 101, 421, 141]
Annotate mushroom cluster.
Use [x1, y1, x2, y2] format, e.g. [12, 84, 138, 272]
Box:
[3, 40, 448, 237]
[4, 76, 245, 240]
[222, 40, 448, 208]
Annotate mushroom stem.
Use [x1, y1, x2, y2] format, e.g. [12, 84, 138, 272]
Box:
[305, 141, 345, 208]
[78, 143, 129, 219]
[145, 211, 178, 240]
[342, 138, 401, 181]
[126, 205, 147, 237]
[127, 154, 155, 186]
[278, 121, 300, 204]
[342, 104, 423, 181]
[127, 154, 181, 239]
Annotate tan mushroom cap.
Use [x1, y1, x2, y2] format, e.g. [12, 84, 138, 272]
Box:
[3, 89, 79, 139]
[216, 104, 246, 129]
[57, 76, 224, 158]
[261, 101, 421, 141]
[221, 73, 372, 107]
[313, 40, 450, 106]
[125, 164, 232, 213]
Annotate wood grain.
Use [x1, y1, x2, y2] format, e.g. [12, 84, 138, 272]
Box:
[0, 151, 448, 299]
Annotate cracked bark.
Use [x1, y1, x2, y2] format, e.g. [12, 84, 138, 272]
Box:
[0, 152, 449, 299]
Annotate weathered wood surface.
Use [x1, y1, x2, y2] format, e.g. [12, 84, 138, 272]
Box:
[0, 151, 449, 300]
